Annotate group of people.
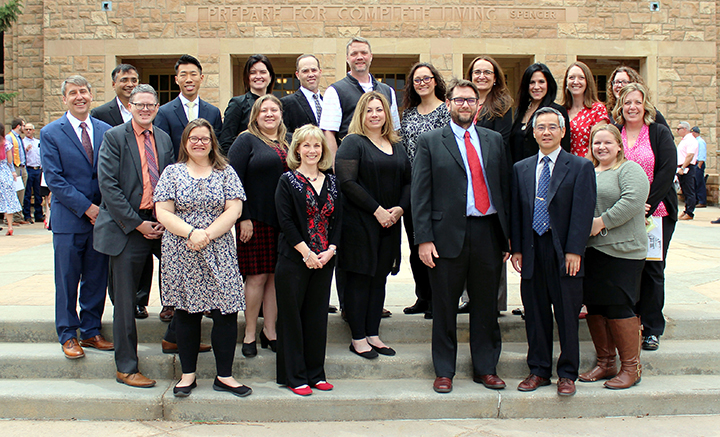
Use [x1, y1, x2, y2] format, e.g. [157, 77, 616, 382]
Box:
[29, 35, 692, 400]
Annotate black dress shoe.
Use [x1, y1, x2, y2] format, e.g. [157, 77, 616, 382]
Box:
[173, 380, 197, 397]
[242, 341, 257, 357]
[135, 305, 148, 319]
[458, 302, 469, 313]
[424, 310, 433, 320]
[213, 377, 252, 397]
[259, 330, 277, 352]
[381, 308, 392, 318]
[403, 299, 429, 314]
[349, 344, 378, 359]
[328, 305, 338, 313]
[642, 335, 660, 351]
[370, 344, 396, 356]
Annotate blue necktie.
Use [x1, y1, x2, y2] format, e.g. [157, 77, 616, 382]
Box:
[533, 156, 551, 235]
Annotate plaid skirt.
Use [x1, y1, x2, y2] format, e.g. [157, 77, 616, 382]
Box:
[236, 219, 279, 276]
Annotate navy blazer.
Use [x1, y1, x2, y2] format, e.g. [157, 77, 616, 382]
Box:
[91, 98, 125, 127]
[281, 90, 320, 134]
[40, 114, 112, 234]
[510, 148, 596, 279]
[154, 96, 223, 161]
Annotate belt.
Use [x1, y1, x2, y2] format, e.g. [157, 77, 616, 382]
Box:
[27, 166, 41, 170]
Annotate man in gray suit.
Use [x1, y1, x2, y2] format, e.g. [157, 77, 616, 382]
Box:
[412, 79, 510, 394]
[94, 84, 174, 388]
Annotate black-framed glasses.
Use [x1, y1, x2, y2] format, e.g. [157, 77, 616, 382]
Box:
[612, 80, 630, 87]
[129, 102, 157, 110]
[188, 136, 212, 145]
[472, 69, 494, 77]
[450, 97, 477, 106]
[413, 76, 434, 85]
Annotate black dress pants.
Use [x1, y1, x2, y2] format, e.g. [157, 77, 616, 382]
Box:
[403, 205, 432, 303]
[637, 215, 676, 337]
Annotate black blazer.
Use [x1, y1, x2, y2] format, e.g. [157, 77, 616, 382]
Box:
[275, 171, 342, 262]
[510, 148, 596, 279]
[510, 102, 571, 163]
[281, 90, 320, 134]
[219, 92, 260, 155]
[154, 96, 223, 161]
[477, 109, 512, 150]
[412, 124, 510, 258]
[91, 98, 125, 127]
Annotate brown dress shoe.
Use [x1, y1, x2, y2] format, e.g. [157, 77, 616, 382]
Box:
[62, 338, 85, 359]
[433, 376, 453, 393]
[80, 334, 114, 351]
[517, 374, 550, 392]
[116, 371, 156, 388]
[161, 339, 212, 354]
[557, 378, 576, 396]
[159, 306, 174, 322]
[473, 374, 506, 389]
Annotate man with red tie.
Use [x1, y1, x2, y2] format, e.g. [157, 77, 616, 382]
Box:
[412, 79, 511, 394]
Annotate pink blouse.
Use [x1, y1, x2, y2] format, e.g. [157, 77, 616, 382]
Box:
[622, 124, 668, 217]
[570, 101, 609, 157]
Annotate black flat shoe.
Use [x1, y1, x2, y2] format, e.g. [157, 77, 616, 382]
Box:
[370, 344, 396, 356]
[259, 330, 277, 352]
[173, 380, 197, 397]
[242, 341, 257, 357]
[213, 377, 252, 397]
[349, 344, 378, 359]
[403, 299, 429, 314]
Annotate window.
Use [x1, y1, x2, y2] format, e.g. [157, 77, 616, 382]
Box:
[148, 74, 180, 105]
[577, 57, 642, 104]
[358, 55, 418, 108]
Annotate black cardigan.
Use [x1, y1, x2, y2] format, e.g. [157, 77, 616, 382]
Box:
[335, 134, 411, 276]
[275, 171, 342, 262]
[219, 92, 261, 155]
[227, 131, 292, 227]
[510, 102, 571, 163]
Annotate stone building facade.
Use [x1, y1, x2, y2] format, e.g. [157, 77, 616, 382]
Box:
[2, 0, 719, 198]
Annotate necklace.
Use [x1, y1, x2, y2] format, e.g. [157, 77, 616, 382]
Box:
[298, 170, 320, 182]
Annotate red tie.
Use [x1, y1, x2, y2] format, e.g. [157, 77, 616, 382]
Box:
[464, 130, 490, 214]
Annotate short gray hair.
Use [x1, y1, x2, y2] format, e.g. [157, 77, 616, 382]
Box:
[129, 84, 158, 104]
[532, 106, 565, 130]
[678, 121, 691, 130]
[61, 75, 92, 96]
[346, 36, 371, 55]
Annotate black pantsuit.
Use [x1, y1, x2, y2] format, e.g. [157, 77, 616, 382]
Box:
[175, 309, 237, 377]
[637, 215, 676, 337]
[430, 215, 503, 378]
[521, 231, 583, 380]
[275, 255, 334, 387]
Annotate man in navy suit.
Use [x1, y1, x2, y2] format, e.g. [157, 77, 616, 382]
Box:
[40, 75, 115, 359]
[510, 107, 596, 397]
[154, 54, 222, 161]
[91, 64, 139, 127]
[281, 54, 323, 134]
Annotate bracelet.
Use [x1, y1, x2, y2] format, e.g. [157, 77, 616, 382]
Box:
[187, 227, 195, 239]
[302, 253, 311, 263]
[333, 249, 337, 256]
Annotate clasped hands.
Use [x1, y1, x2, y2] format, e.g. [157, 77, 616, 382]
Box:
[137, 220, 165, 240]
[304, 246, 336, 270]
[187, 228, 210, 251]
[374, 206, 403, 228]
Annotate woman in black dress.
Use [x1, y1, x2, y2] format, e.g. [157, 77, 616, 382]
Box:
[336, 92, 411, 359]
[228, 94, 290, 358]
[275, 124, 341, 396]
[509, 63, 570, 164]
[219, 54, 276, 154]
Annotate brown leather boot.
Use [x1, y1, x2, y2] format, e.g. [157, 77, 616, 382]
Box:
[579, 315, 617, 382]
[604, 316, 642, 389]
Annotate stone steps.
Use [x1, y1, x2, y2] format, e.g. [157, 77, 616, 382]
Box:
[1, 376, 719, 422]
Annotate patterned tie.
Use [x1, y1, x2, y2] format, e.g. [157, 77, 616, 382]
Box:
[533, 156, 551, 235]
[186, 101, 196, 121]
[11, 132, 21, 167]
[143, 130, 159, 190]
[463, 131, 490, 214]
[312, 93, 322, 124]
[79, 122, 93, 164]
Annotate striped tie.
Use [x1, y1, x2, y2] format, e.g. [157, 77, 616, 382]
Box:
[532, 156, 551, 235]
[143, 130, 159, 190]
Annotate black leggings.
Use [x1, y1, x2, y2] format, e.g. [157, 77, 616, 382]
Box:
[175, 309, 237, 377]
[585, 304, 635, 320]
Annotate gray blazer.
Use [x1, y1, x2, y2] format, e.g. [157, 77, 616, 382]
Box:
[93, 121, 174, 256]
[587, 160, 650, 260]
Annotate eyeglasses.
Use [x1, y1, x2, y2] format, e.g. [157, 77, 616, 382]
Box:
[413, 76, 434, 85]
[188, 136, 212, 145]
[612, 80, 630, 87]
[450, 97, 478, 106]
[534, 124, 560, 133]
[472, 69, 494, 77]
[129, 102, 157, 110]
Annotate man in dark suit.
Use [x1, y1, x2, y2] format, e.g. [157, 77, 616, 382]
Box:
[154, 54, 222, 161]
[90, 64, 139, 127]
[94, 84, 174, 388]
[510, 107, 596, 397]
[281, 54, 323, 133]
[40, 75, 115, 359]
[412, 79, 510, 394]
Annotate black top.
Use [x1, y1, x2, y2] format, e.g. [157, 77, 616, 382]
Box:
[219, 92, 261, 155]
[476, 109, 512, 150]
[509, 102, 571, 164]
[335, 134, 411, 276]
[227, 131, 292, 227]
[275, 171, 342, 262]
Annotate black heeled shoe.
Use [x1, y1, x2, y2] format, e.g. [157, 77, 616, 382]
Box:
[241, 341, 257, 357]
[173, 379, 197, 397]
[259, 330, 277, 352]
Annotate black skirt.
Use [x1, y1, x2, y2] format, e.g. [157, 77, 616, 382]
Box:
[583, 247, 645, 306]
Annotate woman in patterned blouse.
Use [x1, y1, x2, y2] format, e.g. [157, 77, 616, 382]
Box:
[274, 124, 340, 396]
[561, 61, 609, 158]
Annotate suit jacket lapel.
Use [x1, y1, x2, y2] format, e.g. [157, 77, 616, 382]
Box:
[475, 127, 497, 193]
[547, 149, 570, 205]
[173, 98, 189, 125]
[297, 91, 318, 124]
[197, 99, 208, 120]
[125, 123, 144, 184]
[110, 99, 124, 126]
[441, 126, 466, 172]
[523, 158, 535, 206]
[90, 118, 106, 170]
[60, 116, 91, 165]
